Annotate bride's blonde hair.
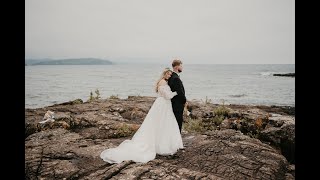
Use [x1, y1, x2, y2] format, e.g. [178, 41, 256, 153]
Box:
[155, 68, 172, 92]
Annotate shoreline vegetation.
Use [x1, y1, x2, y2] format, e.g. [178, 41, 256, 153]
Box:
[25, 95, 295, 179]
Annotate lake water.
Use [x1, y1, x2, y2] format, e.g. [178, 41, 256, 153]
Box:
[25, 64, 295, 109]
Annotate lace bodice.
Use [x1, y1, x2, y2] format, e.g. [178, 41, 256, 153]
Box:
[157, 84, 177, 100]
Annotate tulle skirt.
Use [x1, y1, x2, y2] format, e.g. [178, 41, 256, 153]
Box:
[100, 97, 184, 163]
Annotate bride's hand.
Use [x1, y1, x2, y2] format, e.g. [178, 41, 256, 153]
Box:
[183, 102, 190, 116]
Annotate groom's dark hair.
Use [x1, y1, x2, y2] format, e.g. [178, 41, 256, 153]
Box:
[172, 59, 182, 67]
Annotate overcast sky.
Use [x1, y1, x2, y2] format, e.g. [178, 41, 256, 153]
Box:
[25, 0, 294, 64]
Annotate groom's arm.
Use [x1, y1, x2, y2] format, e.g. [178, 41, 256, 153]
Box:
[172, 77, 187, 104]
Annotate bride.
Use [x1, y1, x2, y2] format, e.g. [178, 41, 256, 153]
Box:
[100, 68, 184, 163]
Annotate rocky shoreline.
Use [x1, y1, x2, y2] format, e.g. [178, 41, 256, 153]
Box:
[25, 96, 295, 179]
[273, 73, 295, 77]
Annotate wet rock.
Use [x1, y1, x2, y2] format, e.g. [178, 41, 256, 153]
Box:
[25, 122, 38, 138]
[26, 128, 291, 180]
[54, 112, 72, 121]
[171, 130, 290, 180]
[259, 117, 295, 163]
[25, 96, 294, 179]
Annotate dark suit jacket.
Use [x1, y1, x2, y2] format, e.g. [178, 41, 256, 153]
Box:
[168, 72, 187, 111]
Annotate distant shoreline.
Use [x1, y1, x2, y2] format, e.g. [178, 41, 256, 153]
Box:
[25, 58, 112, 65]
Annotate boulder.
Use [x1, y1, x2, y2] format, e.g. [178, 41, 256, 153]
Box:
[25, 128, 292, 179]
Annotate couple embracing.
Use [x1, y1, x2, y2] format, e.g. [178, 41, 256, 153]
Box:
[100, 59, 187, 163]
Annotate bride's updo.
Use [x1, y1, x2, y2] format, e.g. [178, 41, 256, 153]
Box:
[155, 68, 172, 92]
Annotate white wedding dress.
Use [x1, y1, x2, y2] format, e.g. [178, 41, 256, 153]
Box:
[100, 84, 184, 163]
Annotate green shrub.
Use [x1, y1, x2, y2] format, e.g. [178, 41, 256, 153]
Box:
[214, 106, 230, 117]
[72, 99, 83, 104]
[88, 89, 102, 102]
[212, 115, 225, 126]
[95, 89, 101, 99]
[88, 91, 94, 102]
[114, 123, 137, 137]
[183, 118, 205, 133]
[109, 94, 119, 99]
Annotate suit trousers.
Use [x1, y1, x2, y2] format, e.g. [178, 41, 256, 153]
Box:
[173, 110, 184, 133]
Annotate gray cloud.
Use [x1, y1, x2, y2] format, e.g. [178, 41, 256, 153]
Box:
[25, 0, 294, 64]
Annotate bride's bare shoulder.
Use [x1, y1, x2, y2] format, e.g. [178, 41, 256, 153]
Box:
[158, 79, 167, 86]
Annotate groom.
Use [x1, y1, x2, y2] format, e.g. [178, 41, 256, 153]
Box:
[168, 59, 187, 133]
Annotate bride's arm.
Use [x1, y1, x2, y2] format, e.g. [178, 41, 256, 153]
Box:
[158, 86, 177, 100]
[158, 79, 177, 99]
